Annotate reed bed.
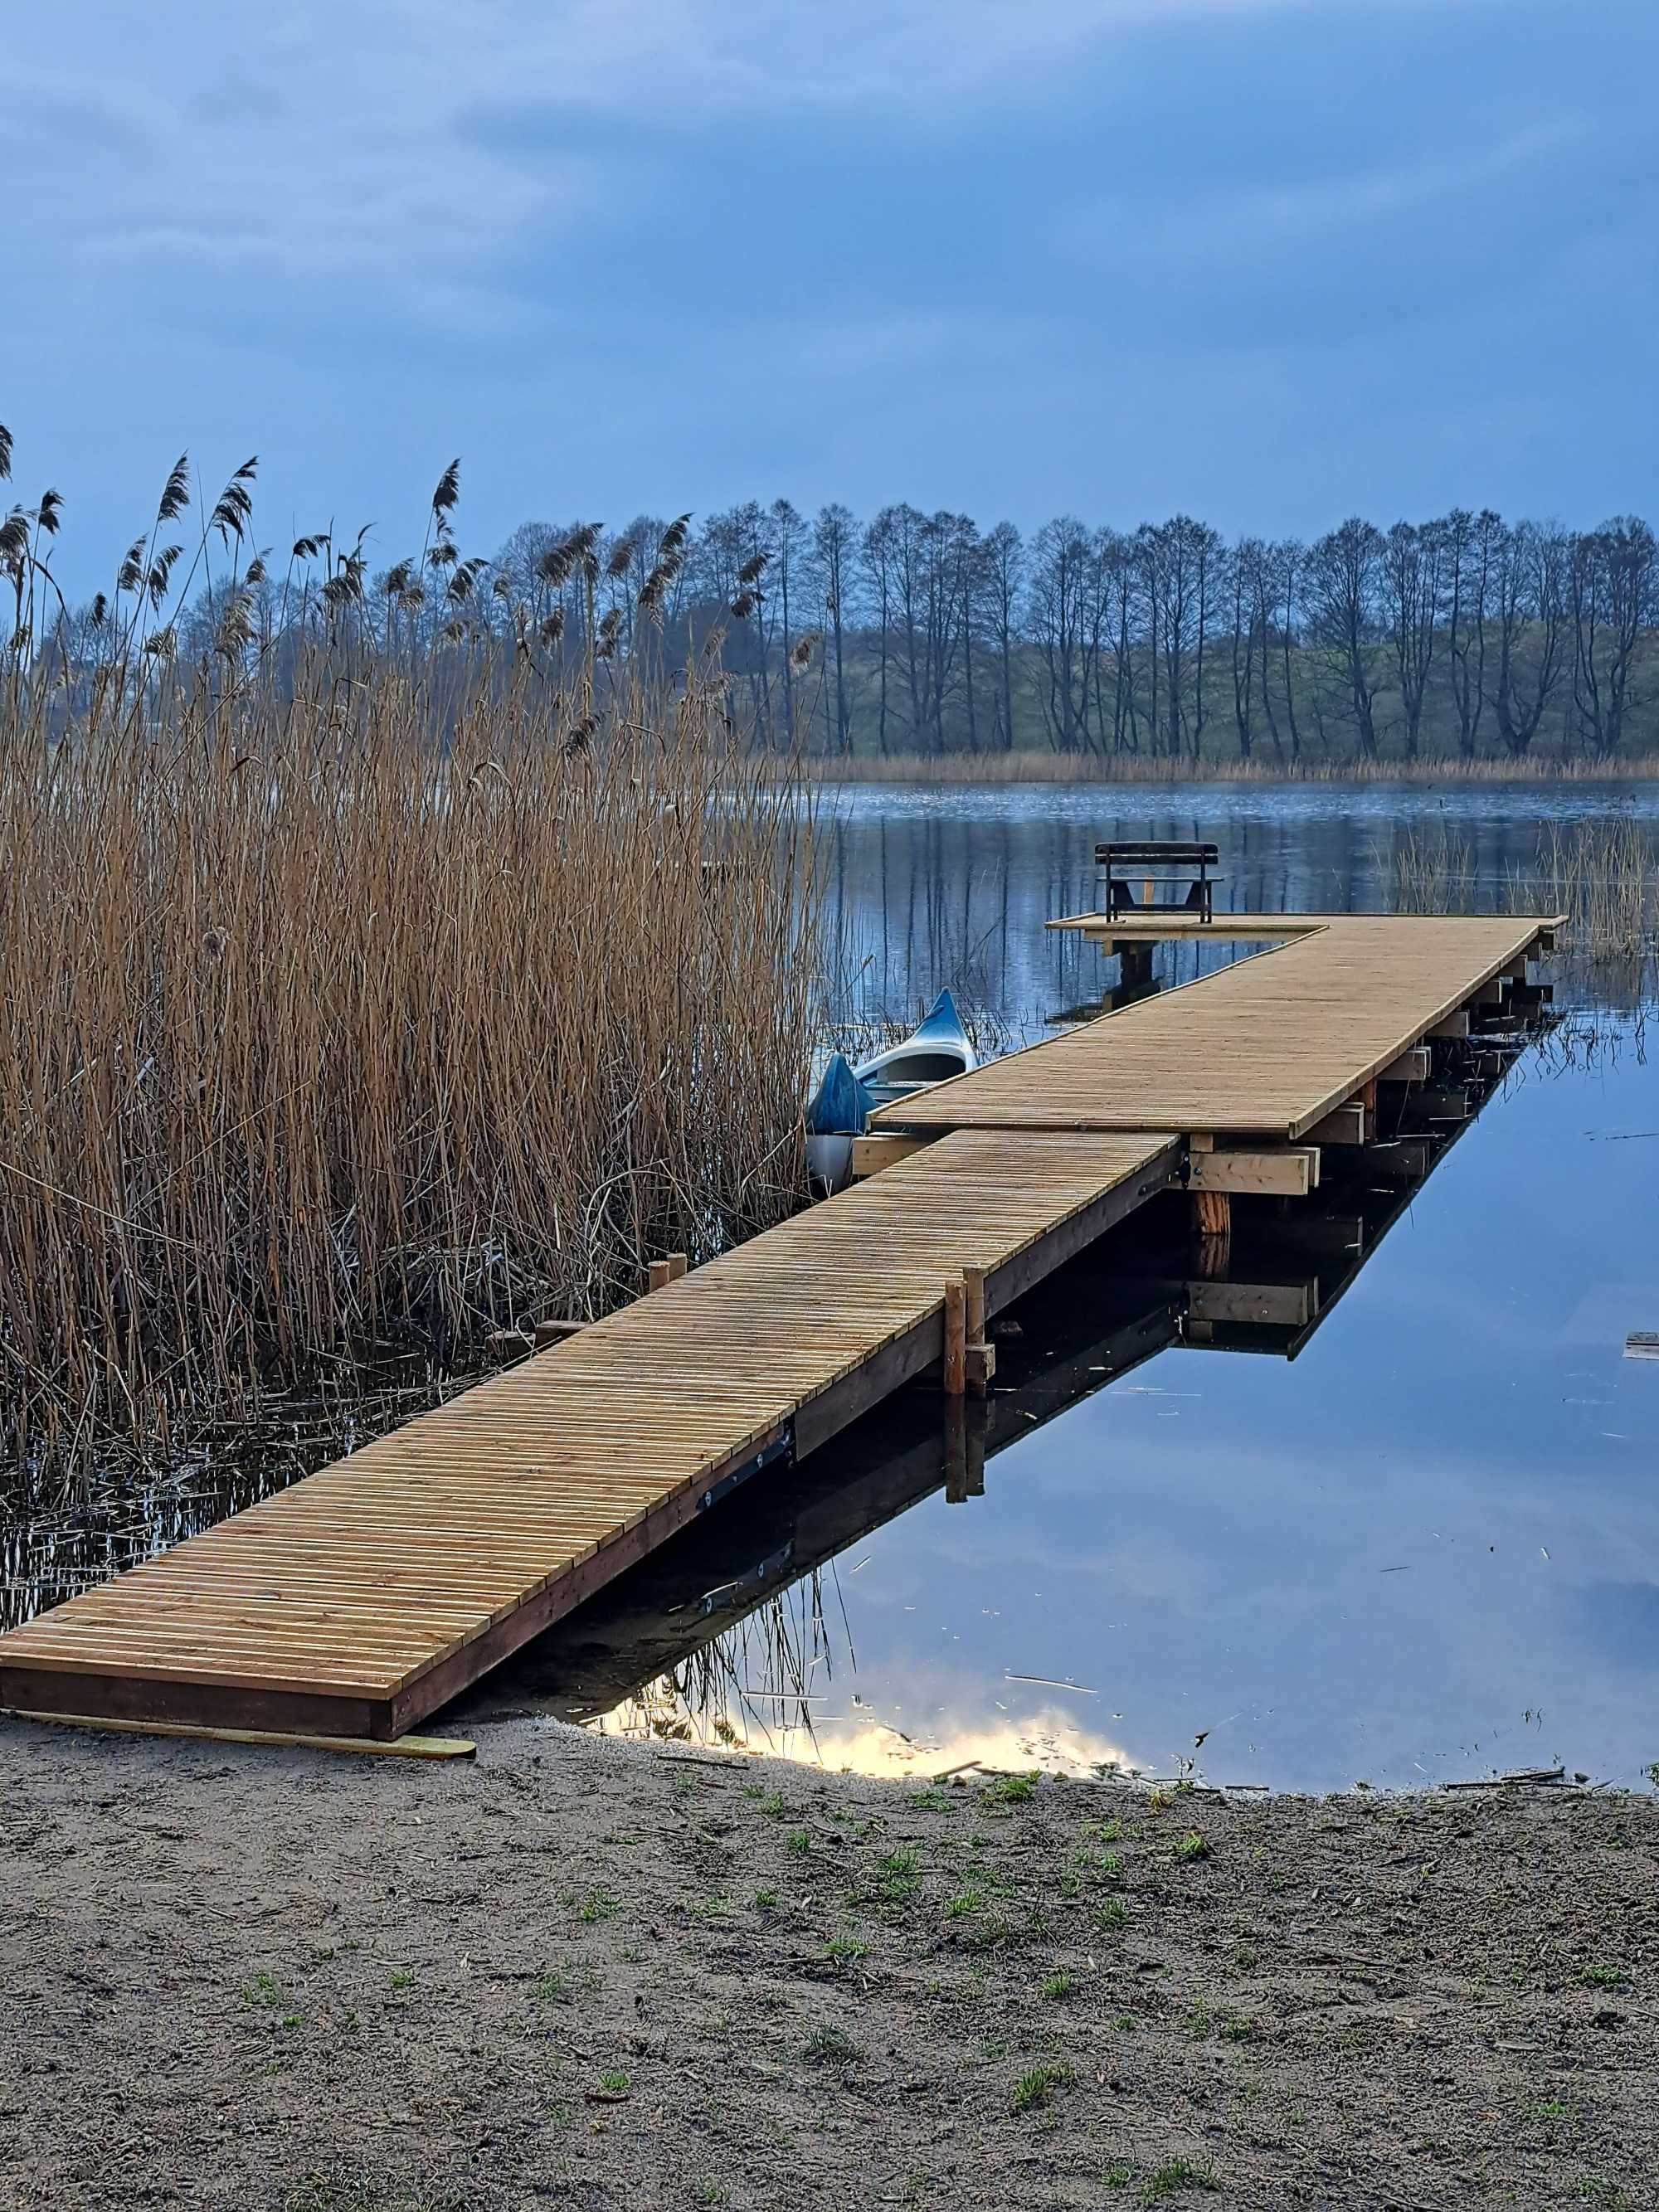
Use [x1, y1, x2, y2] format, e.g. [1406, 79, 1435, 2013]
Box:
[1389, 817, 1658, 968]
[809, 749, 1659, 787]
[0, 662, 815, 1465]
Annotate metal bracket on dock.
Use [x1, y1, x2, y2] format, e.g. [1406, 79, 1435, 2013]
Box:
[698, 1428, 793, 1514]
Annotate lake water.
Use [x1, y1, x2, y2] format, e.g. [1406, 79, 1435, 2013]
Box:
[492, 782, 1659, 1793]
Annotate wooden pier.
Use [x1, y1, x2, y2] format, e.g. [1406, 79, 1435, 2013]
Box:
[0, 909, 1558, 1745]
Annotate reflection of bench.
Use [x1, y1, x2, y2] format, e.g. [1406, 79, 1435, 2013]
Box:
[1095, 840, 1219, 924]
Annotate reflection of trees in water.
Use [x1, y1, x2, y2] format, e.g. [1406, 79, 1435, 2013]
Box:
[590, 1565, 860, 1759]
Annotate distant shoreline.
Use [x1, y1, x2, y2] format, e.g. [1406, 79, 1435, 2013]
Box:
[801, 750, 1659, 787]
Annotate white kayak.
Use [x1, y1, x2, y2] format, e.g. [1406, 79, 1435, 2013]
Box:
[805, 990, 975, 1190]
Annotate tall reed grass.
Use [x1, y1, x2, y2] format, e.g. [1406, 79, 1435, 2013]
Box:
[0, 658, 814, 1462]
[1389, 817, 1657, 966]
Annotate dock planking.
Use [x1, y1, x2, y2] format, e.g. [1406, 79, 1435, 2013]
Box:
[0, 909, 1559, 1747]
[0, 1130, 1180, 1740]
[870, 915, 1556, 1141]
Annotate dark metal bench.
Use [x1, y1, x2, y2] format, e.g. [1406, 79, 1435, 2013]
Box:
[1095, 841, 1219, 924]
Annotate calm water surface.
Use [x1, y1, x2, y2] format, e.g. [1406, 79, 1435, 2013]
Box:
[526, 782, 1659, 1791]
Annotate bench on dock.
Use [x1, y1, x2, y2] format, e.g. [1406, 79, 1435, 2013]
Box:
[1095, 841, 1219, 925]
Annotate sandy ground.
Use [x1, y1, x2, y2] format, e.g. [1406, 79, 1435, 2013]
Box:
[2, 1715, 1657, 2211]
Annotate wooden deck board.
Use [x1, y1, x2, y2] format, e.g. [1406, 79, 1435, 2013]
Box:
[872, 916, 1554, 1140]
[0, 1129, 1176, 1733]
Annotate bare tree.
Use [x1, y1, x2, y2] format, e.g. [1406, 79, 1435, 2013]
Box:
[769, 498, 805, 746]
[1491, 521, 1568, 758]
[810, 503, 855, 753]
[1569, 516, 1656, 756]
[1308, 518, 1384, 758]
[983, 522, 1024, 751]
[1380, 521, 1442, 759]
[1440, 508, 1501, 760]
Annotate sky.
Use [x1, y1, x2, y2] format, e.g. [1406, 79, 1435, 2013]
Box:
[5, 0, 1657, 589]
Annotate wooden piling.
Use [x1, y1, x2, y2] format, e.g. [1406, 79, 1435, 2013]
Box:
[943, 1277, 967, 1395]
[1193, 1189, 1232, 1240]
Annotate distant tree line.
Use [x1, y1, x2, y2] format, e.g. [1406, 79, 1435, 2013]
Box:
[7, 429, 1657, 765]
[372, 500, 1659, 764]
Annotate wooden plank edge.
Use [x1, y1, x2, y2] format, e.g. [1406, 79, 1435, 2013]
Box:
[2, 1707, 476, 1760]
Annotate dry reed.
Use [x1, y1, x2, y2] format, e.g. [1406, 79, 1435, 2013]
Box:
[0, 659, 815, 1462]
[1389, 817, 1657, 965]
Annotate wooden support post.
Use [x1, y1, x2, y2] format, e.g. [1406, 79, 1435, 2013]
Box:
[961, 1266, 995, 1397]
[647, 1260, 672, 1293]
[1118, 939, 1154, 989]
[1193, 1189, 1233, 1238]
[667, 1252, 688, 1281]
[942, 1278, 967, 1396]
[1428, 1012, 1471, 1040]
[966, 1407, 985, 1497]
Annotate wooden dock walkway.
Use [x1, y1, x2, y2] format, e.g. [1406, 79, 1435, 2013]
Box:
[0, 909, 1557, 1745]
[869, 916, 1549, 1141]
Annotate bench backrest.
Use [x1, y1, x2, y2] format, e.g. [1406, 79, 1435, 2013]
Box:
[1094, 841, 1219, 867]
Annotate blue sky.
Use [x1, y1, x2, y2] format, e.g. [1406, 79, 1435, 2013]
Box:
[5, 0, 1657, 586]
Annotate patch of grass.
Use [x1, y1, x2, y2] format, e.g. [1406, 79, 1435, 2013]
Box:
[1578, 2179, 1632, 2211]
[1011, 2062, 1073, 2114]
[1097, 1897, 1129, 1928]
[1646, 1762, 1659, 1789]
[388, 1970, 415, 1991]
[1578, 1964, 1630, 1988]
[826, 1935, 868, 1963]
[753, 1888, 779, 1910]
[579, 1889, 621, 1924]
[1040, 1971, 1074, 2001]
[980, 1772, 1039, 1808]
[1075, 1845, 1125, 1885]
[1217, 2009, 1255, 2043]
[1141, 2161, 1220, 2201]
[1173, 1831, 1209, 1862]
[1533, 2101, 1574, 2124]
[693, 2185, 730, 2209]
[801, 2025, 864, 2066]
[912, 1787, 956, 1813]
[786, 1828, 812, 1857]
[242, 1970, 291, 2012]
[1104, 2163, 1136, 2190]
[946, 1887, 985, 1918]
[1146, 1782, 1194, 1812]
[1183, 1999, 1211, 2041]
[597, 2069, 631, 2094]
